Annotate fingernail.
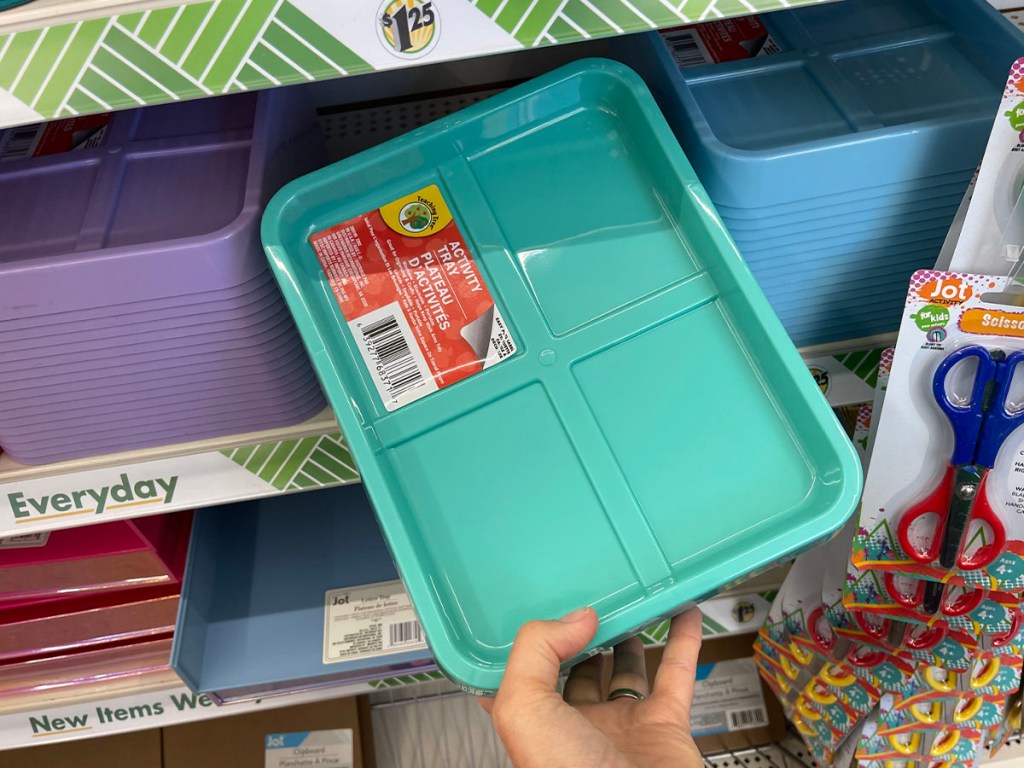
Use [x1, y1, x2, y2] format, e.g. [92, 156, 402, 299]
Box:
[558, 607, 591, 623]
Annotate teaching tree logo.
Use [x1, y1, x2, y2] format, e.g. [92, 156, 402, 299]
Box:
[378, 0, 439, 59]
[399, 201, 433, 233]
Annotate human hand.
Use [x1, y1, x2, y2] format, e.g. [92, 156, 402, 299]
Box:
[480, 607, 704, 768]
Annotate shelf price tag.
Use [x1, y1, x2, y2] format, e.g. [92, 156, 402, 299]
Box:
[323, 580, 428, 664]
[378, 0, 439, 59]
[265, 730, 353, 768]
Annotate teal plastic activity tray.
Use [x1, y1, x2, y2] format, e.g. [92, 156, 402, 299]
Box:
[262, 60, 862, 693]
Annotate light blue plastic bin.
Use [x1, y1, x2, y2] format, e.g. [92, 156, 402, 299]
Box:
[759, 235, 947, 341]
[765, 245, 947, 345]
[262, 60, 862, 693]
[755, 240, 949, 286]
[711, 169, 976, 222]
[623, 0, 1021, 209]
[171, 485, 435, 702]
[725, 205, 960, 253]
[713, 222, 959, 337]
[720, 193, 964, 238]
[611, 0, 1022, 345]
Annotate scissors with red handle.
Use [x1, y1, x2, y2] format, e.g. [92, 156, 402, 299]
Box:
[883, 573, 985, 617]
[897, 346, 1023, 575]
[806, 605, 836, 654]
[853, 610, 947, 650]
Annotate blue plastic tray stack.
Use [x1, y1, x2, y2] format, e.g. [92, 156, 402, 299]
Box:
[617, 0, 1023, 347]
[171, 484, 435, 702]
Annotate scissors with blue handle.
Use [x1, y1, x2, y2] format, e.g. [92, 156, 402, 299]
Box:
[897, 346, 1024, 577]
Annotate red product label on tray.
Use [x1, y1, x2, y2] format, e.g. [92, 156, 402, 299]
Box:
[661, 15, 781, 69]
[309, 184, 517, 412]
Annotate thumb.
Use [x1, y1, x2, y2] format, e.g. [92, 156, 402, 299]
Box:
[500, 607, 599, 699]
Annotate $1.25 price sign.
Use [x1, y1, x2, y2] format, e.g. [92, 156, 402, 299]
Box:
[379, 0, 439, 58]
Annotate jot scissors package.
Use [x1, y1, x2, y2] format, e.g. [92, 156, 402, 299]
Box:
[854, 270, 1024, 614]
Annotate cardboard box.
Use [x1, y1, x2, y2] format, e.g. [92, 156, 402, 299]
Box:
[644, 633, 786, 754]
[163, 695, 368, 768]
[3, 728, 162, 768]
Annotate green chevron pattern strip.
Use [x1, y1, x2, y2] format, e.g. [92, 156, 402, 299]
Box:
[834, 347, 885, 389]
[369, 670, 445, 688]
[221, 431, 360, 491]
[0, 0, 369, 120]
[477, 0, 829, 47]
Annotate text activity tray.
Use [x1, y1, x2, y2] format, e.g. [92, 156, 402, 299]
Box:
[262, 60, 862, 693]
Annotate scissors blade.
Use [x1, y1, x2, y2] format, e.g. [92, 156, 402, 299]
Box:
[939, 465, 985, 569]
[976, 349, 1024, 468]
[921, 581, 943, 615]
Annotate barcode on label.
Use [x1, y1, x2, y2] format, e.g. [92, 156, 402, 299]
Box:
[0, 125, 41, 160]
[662, 30, 711, 68]
[728, 708, 767, 729]
[388, 620, 423, 648]
[361, 314, 426, 399]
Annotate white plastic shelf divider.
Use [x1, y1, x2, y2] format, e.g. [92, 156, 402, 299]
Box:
[0, 675, 378, 751]
[0, 0, 843, 129]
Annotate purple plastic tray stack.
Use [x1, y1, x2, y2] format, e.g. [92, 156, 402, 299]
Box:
[0, 88, 328, 465]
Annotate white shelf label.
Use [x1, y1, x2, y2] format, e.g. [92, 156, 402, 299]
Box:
[324, 580, 427, 664]
[265, 729, 353, 768]
[691, 658, 769, 737]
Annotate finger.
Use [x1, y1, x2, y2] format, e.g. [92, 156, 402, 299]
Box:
[608, 636, 649, 700]
[563, 652, 606, 705]
[651, 609, 703, 717]
[499, 607, 599, 702]
[477, 696, 494, 714]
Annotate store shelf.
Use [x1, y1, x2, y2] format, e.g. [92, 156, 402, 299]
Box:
[0, 567, 786, 751]
[0, 408, 358, 537]
[0, 0, 191, 33]
[0, 343, 883, 538]
[0, 671, 378, 750]
[0, 0, 844, 128]
[0, 1, 1017, 761]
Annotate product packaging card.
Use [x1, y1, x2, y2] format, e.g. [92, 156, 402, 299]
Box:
[951, 58, 1024, 276]
[857, 724, 982, 763]
[855, 271, 1024, 593]
[844, 562, 1018, 635]
[690, 658, 770, 737]
[264, 730, 353, 768]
